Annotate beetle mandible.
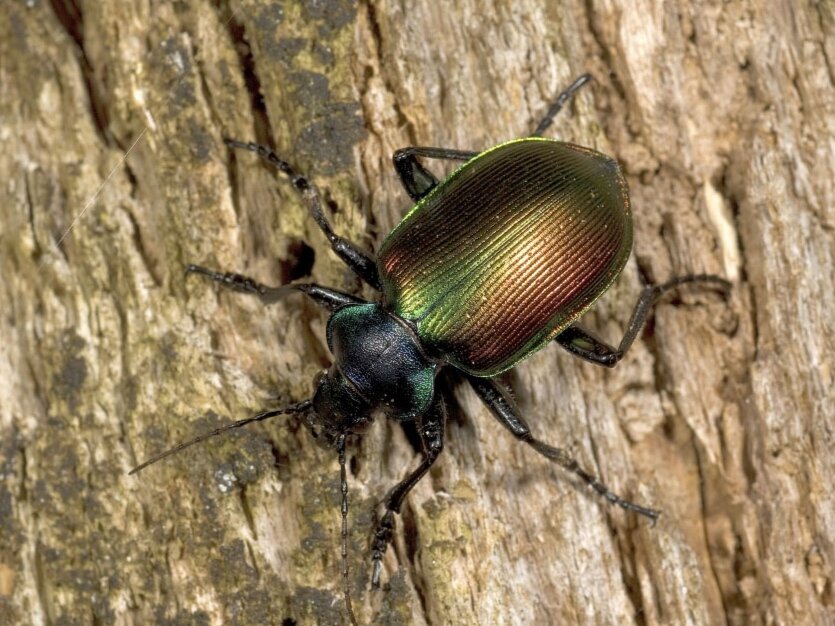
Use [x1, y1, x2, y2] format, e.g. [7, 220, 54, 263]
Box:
[132, 74, 730, 623]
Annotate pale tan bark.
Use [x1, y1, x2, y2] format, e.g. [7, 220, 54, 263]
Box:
[1, 1, 833, 625]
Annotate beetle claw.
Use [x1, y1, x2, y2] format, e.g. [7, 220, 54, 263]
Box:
[370, 559, 383, 589]
[370, 510, 395, 588]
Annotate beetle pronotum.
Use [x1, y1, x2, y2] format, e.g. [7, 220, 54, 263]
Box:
[132, 74, 730, 625]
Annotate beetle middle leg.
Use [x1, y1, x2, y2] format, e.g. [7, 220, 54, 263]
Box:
[555, 274, 731, 367]
[371, 395, 447, 587]
[184, 264, 366, 311]
[467, 376, 660, 520]
[223, 139, 383, 290]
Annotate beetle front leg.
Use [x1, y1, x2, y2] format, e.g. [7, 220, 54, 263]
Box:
[185, 265, 367, 311]
[371, 396, 447, 587]
[223, 139, 383, 291]
[555, 274, 731, 367]
[393, 147, 479, 201]
[394, 74, 596, 202]
[467, 376, 660, 520]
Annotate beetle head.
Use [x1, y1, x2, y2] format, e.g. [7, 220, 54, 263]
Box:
[307, 369, 373, 448]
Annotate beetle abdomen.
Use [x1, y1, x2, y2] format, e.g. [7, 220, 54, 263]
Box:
[378, 138, 632, 376]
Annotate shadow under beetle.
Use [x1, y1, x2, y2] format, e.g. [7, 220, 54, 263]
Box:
[132, 74, 730, 624]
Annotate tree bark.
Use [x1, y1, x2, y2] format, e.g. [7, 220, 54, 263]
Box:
[1, 1, 833, 625]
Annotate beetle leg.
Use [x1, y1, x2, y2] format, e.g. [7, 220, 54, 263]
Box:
[185, 264, 367, 311]
[555, 274, 731, 367]
[393, 147, 479, 201]
[530, 73, 593, 137]
[467, 376, 660, 520]
[371, 395, 447, 587]
[223, 138, 383, 291]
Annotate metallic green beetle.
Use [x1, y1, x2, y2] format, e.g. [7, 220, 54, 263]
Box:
[133, 75, 729, 623]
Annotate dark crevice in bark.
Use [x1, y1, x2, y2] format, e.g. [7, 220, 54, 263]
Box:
[361, 0, 413, 144]
[279, 238, 316, 283]
[44, 176, 72, 264]
[582, 0, 630, 116]
[33, 541, 49, 623]
[401, 500, 432, 624]
[245, 538, 262, 581]
[579, 384, 648, 624]
[23, 174, 42, 261]
[48, 0, 113, 146]
[355, 0, 416, 250]
[222, 138, 244, 224]
[122, 206, 162, 287]
[219, 1, 275, 149]
[191, 45, 225, 140]
[695, 444, 733, 625]
[717, 163, 758, 357]
[18, 443, 28, 508]
[238, 486, 258, 540]
[121, 152, 140, 201]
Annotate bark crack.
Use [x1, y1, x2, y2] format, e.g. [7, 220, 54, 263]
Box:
[402, 498, 432, 624]
[220, 1, 275, 149]
[579, 383, 647, 622]
[695, 444, 733, 624]
[48, 0, 113, 146]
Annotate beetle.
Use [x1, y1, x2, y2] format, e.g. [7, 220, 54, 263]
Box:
[132, 74, 730, 624]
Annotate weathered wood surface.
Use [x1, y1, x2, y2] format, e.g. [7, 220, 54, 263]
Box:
[1, 1, 833, 625]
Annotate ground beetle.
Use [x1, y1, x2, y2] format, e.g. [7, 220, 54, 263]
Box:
[132, 74, 730, 624]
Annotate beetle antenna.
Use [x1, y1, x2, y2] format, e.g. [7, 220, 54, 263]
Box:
[337, 434, 359, 626]
[531, 73, 594, 137]
[129, 399, 312, 475]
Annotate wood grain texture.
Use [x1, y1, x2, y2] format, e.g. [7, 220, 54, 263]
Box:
[1, 1, 832, 625]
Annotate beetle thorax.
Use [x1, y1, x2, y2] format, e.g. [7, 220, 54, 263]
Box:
[323, 303, 436, 423]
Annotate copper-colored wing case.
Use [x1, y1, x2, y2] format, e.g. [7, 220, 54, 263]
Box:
[377, 138, 633, 376]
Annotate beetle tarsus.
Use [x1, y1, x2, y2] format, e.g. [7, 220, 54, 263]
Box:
[567, 457, 660, 521]
[370, 397, 447, 586]
[556, 272, 732, 368]
[185, 264, 365, 310]
[468, 376, 661, 519]
[531, 73, 594, 137]
[185, 264, 269, 297]
[370, 510, 395, 588]
[532, 440, 660, 520]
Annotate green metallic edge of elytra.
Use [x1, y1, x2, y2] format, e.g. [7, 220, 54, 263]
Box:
[378, 136, 634, 378]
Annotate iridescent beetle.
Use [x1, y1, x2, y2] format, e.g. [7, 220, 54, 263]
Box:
[132, 75, 729, 624]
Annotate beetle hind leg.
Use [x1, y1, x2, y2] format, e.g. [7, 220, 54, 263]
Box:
[371, 395, 447, 587]
[223, 139, 383, 291]
[467, 376, 660, 521]
[556, 273, 731, 367]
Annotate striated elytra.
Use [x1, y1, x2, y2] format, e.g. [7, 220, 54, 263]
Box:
[379, 137, 632, 377]
[131, 75, 730, 625]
